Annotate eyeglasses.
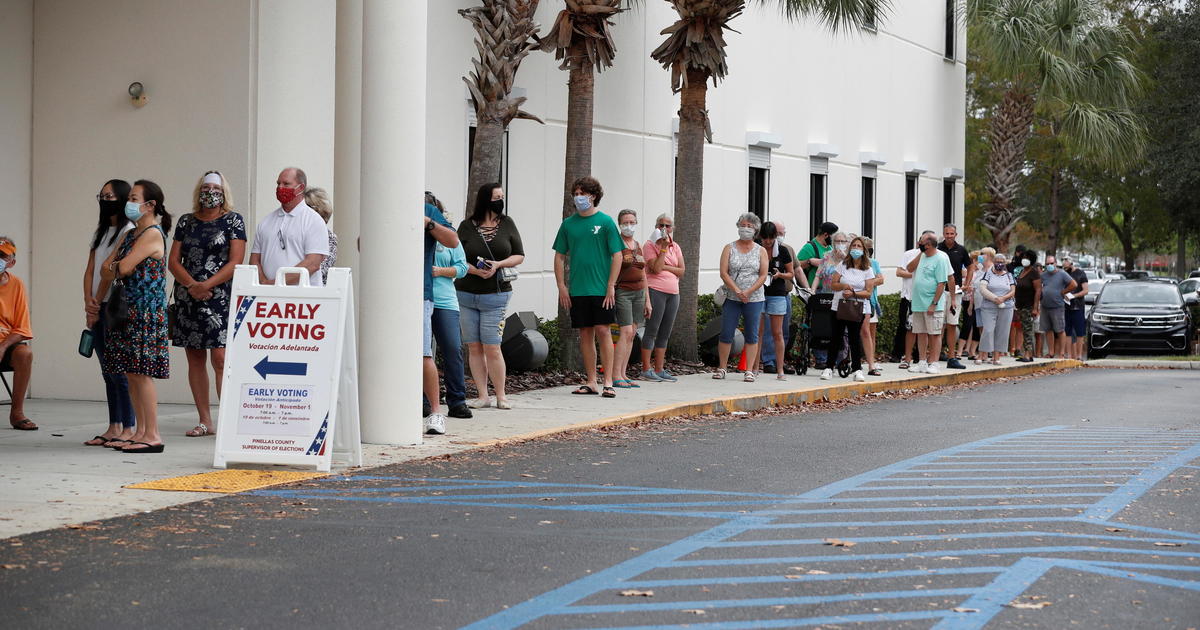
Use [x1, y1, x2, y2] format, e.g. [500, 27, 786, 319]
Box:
[96, 193, 118, 201]
[657, 224, 672, 229]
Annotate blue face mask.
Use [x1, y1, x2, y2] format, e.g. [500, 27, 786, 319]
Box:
[849, 248, 864, 259]
[1045, 264, 1056, 273]
[573, 195, 592, 212]
[124, 201, 146, 221]
[977, 255, 986, 264]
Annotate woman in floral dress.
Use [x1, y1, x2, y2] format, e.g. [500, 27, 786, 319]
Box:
[168, 171, 247, 437]
[97, 180, 173, 453]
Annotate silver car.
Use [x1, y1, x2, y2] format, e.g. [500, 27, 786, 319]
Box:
[1082, 268, 1107, 305]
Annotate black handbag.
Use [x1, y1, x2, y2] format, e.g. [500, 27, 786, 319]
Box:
[836, 297, 865, 323]
[106, 280, 130, 331]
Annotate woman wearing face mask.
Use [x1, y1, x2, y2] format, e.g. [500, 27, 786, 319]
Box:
[714, 214, 768, 382]
[639, 214, 684, 382]
[976, 252, 1016, 365]
[959, 249, 985, 363]
[860, 237, 884, 377]
[823, 236, 875, 382]
[167, 171, 247, 437]
[1012, 252, 1042, 362]
[96, 180, 173, 453]
[756, 221, 793, 381]
[81, 180, 136, 446]
[456, 183, 524, 410]
[612, 210, 652, 388]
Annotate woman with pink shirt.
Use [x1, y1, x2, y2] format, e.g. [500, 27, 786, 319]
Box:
[638, 214, 685, 382]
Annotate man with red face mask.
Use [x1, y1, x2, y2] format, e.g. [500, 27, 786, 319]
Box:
[250, 168, 330, 286]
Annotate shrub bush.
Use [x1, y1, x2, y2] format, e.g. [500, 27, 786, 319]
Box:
[536, 316, 564, 373]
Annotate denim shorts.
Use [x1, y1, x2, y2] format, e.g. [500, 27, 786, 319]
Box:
[458, 290, 511, 345]
[720, 299, 765, 344]
[422, 300, 434, 357]
[1065, 308, 1087, 338]
[764, 295, 789, 316]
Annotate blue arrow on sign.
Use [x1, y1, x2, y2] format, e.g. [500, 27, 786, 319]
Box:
[254, 356, 308, 379]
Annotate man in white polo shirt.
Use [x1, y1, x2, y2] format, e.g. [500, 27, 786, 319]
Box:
[250, 167, 329, 286]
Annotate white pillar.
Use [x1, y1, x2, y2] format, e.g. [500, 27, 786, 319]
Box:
[334, 0, 361, 274]
[358, 0, 426, 444]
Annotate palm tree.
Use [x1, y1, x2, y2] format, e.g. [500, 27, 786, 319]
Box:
[651, 0, 888, 362]
[460, 0, 544, 211]
[969, 0, 1146, 253]
[540, 0, 627, 368]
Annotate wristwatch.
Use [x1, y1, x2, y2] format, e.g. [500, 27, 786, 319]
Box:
[424, 221, 435, 233]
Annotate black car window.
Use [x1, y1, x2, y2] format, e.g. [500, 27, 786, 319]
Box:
[1099, 283, 1181, 305]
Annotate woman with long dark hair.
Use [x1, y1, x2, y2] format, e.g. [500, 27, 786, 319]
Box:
[97, 180, 173, 453]
[455, 183, 524, 410]
[82, 179, 136, 446]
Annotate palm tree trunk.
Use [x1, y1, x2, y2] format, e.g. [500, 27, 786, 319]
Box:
[468, 109, 507, 202]
[981, 86, 1036, 253]
[1046, 167, 1061, 257]
[556, 39, 595, 371]
[668, 69, 709, 363]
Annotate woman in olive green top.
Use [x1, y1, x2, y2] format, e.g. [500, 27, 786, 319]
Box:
[456, 183, 524, 409]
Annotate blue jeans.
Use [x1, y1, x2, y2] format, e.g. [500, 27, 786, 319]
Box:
[94, 304, 134, 428]
[431, 308, 466, 407]
[761, 296, 792, 366]
[720, 300, 765, 344]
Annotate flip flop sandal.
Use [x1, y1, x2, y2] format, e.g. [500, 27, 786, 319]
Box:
[84, 435, 113, 446]
[612, 380, 634, 389]
[121, 441, 165, 454]
[868, 368, 883, 376]
[601, 387, 616, 398]
[571, 385, 599, 395]
[185, 425, 215, 437]
[10, 418, 37, 431]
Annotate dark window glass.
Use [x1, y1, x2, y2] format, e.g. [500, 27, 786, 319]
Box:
[810, 173, 826, 233]
[943, 179, 955, 227]
[945, 0, 956, 59]
[749, 167, 769, 221]
[905, 174, 918, 249]
[861, 176, 876, 238]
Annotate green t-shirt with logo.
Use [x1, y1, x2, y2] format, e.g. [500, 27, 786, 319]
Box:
[552, 210, 624, 297]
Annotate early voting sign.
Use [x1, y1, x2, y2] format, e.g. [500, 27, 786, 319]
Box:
[214, 266, 361, 472]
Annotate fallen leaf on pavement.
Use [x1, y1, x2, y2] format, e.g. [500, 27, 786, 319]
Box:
[1007, 601, 1052, 609]
[784, 575, 803, 580]
[620, 590, 654, 597]
[939, 556, 962, 560]
[823, 538, 856, 547]
[2, 564, 26, 570]
[952, 607, 979, 613]
[519, 474, 535, 478]
[806, 570, 829, 575]
[1105, 527, 1124, 532]
[681, 609, 706, 615]
[1154, 542, 1184, 547]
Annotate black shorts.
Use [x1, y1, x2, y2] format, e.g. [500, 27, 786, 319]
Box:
[570, 295, 616, 328]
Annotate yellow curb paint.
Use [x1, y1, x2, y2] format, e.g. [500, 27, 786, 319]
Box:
[469, 360, 1080, 450]
[124, 469, 328, 493]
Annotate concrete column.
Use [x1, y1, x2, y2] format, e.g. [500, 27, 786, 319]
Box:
[358, 0, 426, 444]
[334, 0, 361, 274]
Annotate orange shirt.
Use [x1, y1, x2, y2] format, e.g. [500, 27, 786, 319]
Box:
[0, 273, 33, 340]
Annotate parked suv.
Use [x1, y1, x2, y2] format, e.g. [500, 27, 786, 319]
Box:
[1087, 280, 1197, 358]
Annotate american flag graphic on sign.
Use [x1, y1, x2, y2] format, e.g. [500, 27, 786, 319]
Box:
[305, 413, 330, 456]
[230, 295, 256, 340]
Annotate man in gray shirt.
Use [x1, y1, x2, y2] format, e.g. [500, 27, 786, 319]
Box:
[1039, 255, 1078, 359]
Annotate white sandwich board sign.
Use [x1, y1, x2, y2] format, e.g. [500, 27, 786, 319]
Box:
[213, 265, 361, 472]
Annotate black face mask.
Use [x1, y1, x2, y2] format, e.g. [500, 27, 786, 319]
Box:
[994, 263, 1006, 273]
[489, 199, 505, 214]
[99, 198, 125, 220]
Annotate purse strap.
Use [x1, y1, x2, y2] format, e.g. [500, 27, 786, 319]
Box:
[476, 219, 504, 292]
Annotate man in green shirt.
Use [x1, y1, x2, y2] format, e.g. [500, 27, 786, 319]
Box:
[797, 221, 838, 288]
[553, 176, 624, 398]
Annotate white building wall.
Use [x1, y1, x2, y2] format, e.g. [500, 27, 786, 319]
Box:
[0, 0, 33, 304]
[16, 0, 962, 402]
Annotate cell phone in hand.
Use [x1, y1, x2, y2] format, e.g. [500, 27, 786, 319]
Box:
[475, 257, 493, 270]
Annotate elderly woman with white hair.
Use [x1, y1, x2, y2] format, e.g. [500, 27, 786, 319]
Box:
[975, 250, 1016, 365]
[303, 187, 338, 285]
[168, 170, 247, 437]
[639, 213, 685, 382]
[714, 213, 768, 381]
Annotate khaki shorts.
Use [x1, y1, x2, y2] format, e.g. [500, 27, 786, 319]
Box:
[911, 310, 945, 335]
[944, 292, 963, 326]
[614, 288, 646, 327]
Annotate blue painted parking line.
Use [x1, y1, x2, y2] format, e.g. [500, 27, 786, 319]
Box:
[254, 426, 1200, 629]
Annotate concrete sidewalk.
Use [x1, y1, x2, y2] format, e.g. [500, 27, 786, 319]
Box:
[0, 358, 1076, 538]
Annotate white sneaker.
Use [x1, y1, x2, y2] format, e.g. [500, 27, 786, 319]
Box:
[913, 361, 928, 374]
[820, 369, 833, 380]
[424, 413, 446, 435]
[853, 370, 865, 382]
[925, 363, 941, 374]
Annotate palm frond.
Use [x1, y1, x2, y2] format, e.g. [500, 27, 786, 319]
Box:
[762, 0, 892, 34]
[1053, 101, 1148, 168]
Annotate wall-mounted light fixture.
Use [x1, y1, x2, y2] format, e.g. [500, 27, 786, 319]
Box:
[128, 82, 148, 108]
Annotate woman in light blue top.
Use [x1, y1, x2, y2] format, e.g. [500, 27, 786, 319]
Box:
[975, 252, 1016, 365]
[431, 226, 471, 417]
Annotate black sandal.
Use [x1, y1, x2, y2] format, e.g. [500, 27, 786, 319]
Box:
[84, 435, 112, 446]
[571, 385, 599, 395]
[120, 441, 165, 454]
[601, 387, 616, 398]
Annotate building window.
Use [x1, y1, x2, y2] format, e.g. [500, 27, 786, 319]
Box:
[943, 178, 955, 227]
[748, 144, 771, 221]
[810, 157, 828, 235]
[944, 0, 956, 60]
[861, 174, 876, 239]
[905, 174, 918, 249]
